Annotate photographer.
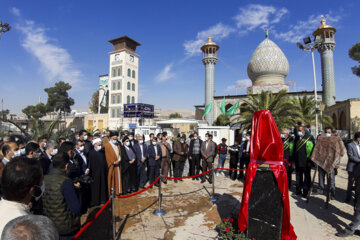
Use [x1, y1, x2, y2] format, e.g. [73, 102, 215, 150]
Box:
[43, 152, 81, 240]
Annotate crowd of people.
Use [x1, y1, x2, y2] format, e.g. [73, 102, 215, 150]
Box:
[1, 124, 360, 238]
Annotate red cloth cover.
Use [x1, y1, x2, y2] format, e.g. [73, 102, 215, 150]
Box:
[238, 110, 297, 240]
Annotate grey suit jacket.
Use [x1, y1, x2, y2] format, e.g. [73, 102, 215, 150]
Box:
[201, 140, 216, 162]
[346, 141, 360, 172]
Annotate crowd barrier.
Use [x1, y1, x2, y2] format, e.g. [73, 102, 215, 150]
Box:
[73, 167, 246, 240]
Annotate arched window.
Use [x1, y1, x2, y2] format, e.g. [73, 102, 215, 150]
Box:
[339, 111, 346, 130]
[112, 68, 116, 77]
[112, 95, 115, 104]
[332, 113, 337, 129]
[118, 67, 122, 76]
[127, 69, 131, 77]
[117, 81, 121, 90]
[127, 95, 130, 104]
[132, 96, 135, 104]
[117, 94, 120, 104]
[132, 83, 135, 91]
[127, 82, 130, 90]
[112, 82, 116, 90]
[132, 70, 136, 78]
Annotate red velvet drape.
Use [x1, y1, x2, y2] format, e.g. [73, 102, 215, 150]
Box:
[238, 110, 297, 240]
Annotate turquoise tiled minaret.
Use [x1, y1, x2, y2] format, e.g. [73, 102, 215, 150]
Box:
[201, 37, 219, 125]
[313, 18, 336, 106]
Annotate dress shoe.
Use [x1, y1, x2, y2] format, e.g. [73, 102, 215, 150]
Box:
[201, 179, 206, 183]
[179, 179, 183, 182]
[174, 179, 178, 183]
[192, 178, 195, 181]
[208, 179, 213, 184]
[335, 229, 354, 237]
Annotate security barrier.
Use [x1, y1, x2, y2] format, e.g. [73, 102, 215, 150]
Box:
[72, 167, 246, 240]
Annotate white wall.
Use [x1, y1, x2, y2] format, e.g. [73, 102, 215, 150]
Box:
[198, 126, 234, 145]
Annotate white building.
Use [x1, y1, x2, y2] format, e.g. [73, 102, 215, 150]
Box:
[107, 36, 141, 130]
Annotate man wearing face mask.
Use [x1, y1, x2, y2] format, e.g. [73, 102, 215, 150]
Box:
[133, 135, 148, 189]
[128, 132, 137, 146]
[281, 129, 294, 187]
[38, 137, 47, 155]
[39, 140, 58, 176]
[294, 125, 315, 198]
[121, 137, 138, 193]
[188, 132, 203, 180]
[201, 133, 216, 184]
[104, 131, 122, 196]
[0, 142, 19, 192]
[87, 139, 107, 206]
[78, 130, 92, 158]
[0, 157, 43, 235]
[43, 153, 81, 239]
[148, 137, 162, 187]
[173, 136, 188, 182]
[25, 142, 41, 160]
[74, 140, 89, 175]
[317, 127, 338, 198]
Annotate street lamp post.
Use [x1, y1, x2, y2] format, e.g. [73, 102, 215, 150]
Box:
[297, 36, 321, 137]
[0, 21, 11, 39]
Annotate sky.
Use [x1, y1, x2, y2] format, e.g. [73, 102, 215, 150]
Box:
[0, 0, 360, 114]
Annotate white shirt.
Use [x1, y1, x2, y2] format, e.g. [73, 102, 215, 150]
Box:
[154, 145, 158, 156]
[356, 143, 360, 157]
[0, 199, 30, 236]
[140, 144, 144, 159]
[2, 157, 10, 166]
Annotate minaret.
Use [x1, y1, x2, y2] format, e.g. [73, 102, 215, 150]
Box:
[313, 18, 336, 106]
[201, 37, 219, 125]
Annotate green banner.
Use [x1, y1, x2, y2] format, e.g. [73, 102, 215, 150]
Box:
[202, 103, 212, 117]
[226, 102, 239, 116]
[220, 97, 226, 115]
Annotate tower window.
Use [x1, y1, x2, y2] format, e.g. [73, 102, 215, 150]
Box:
[132, 83, 135, 91]
[127, 95, 130, 104]
[112, 95, 115, 104]
[117, 81, 121, 90]
[132, 70, 136, 78]
[131, 96, 135, 104]
[112, 82, 116, 90]
[117, 94, 120, 104]
[116, 108, 121, 118]
[127, 69, 131, 77]
[112, 68, 116, 77]
[118, 67, 122, 76]
[127, 82, 131, 90]
[111, 109, 115, 118]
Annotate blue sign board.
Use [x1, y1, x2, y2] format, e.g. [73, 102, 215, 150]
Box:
[129, 124, 137, 128]
[123, 103, 154, 118]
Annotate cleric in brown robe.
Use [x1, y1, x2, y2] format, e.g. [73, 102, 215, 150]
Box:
[121, 137, 138, 194]
[104, 131, 122, 196]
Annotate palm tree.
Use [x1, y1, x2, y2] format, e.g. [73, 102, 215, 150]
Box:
[292, 96, 333, 128]
[231, 90, 300, 131]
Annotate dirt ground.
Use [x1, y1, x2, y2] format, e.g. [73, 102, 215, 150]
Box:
[77, 161, 359, 240]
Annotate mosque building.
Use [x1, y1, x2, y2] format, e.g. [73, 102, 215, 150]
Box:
[195, 31, 323, 130]
[195, 18, 360, 139]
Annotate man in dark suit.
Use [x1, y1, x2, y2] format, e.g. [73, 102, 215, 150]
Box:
[74, 140, 89, 175]
[239, 133, 250, 180]
[78, 130, 93, 158]
[133, 135, 148, 189]
[39, 140, 58, 175]
[337, 133, 360, 237]
[345, 132, 360, 203]
[147, 137, 162, 187]
[188, 132, 203, 180]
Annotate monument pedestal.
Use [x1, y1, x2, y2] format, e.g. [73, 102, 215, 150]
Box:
[247, 165, 283, 240]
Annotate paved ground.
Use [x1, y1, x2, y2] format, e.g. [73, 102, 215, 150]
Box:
[77, 160, 359, 240]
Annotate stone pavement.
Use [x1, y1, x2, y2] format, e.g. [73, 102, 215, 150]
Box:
[78, 161, 359, 240]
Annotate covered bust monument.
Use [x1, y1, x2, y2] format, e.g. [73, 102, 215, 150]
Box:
[238, 110, 297, 240]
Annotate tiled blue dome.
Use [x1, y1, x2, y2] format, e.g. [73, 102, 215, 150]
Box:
[247, 38, 289, 85]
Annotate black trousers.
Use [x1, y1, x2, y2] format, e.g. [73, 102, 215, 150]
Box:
[239, 155, 250, 179]
[229, 156, 239, 180]
[296, 166, 311, 195]
[189, 154, 201, 176]
[174, 161, 185, 178]
[346, 172, 356, 201]
[286, 162, 294, 187]
[202, 160, 213, 181]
